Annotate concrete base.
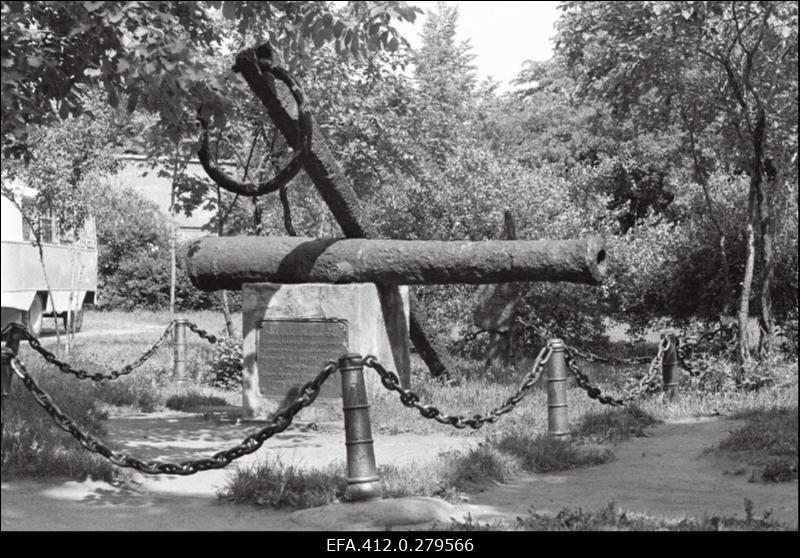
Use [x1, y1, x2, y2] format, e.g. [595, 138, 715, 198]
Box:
[242, 283, 410, 420]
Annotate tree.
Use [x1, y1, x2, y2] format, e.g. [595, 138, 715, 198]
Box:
[556, 1, 798, 361]
[1, 90, 122, 350]
[2, 1, 420, 152]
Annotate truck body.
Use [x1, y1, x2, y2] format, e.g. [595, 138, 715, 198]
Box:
[1, 188, 98, 335]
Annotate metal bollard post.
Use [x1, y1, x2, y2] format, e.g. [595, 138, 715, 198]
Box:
[1, 328, 22, 416]
[339, 353, 382, 501]
[546, 339, 570, 438]
[173, 318, 187, 386]
[661, 332, 680, 400]
[1, 347, 15, 439]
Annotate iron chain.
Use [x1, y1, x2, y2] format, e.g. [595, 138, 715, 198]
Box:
[675, 324, 736, 377]
[364, 345, 552, 429]
[564, 338, 669, 406]
[2, 321, 176, 382]
[9, 356, 338, 475]
[515, 317, 652, 366]
[564, 344, 653, 366]
[185, 321, 219, 345]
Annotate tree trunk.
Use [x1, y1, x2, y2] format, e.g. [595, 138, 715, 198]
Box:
[215, 185, 235, 338]
[481, 210, 520, 368]
[738, 223, 757, 365]
[169, 151, 178, 317]
[737, 107, 767, 364]
[687, 116, 732, 316]
[718, 236, 732, 316]
[279, 185, 297, 236]
[169, 211, 176, 316]
[251, 197, 262, 235]
[219, 290, 234, 338]
[758, 162, 777, 350]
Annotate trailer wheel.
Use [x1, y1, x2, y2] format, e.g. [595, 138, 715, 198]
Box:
[24, 294, 44, 337]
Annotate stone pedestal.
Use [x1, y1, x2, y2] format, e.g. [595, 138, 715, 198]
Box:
[242, 283, 410, 421]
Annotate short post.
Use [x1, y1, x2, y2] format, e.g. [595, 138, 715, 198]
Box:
[546, 339, 570, 438]
[1, 347, 15, 439]
[173, 318, 187, 386]
[661, 332, 680, 400]
[339, 353, 382, 501]
[1, 328, 22, 417]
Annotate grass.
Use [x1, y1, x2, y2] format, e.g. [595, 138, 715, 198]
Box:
[222, 459, 348, 509]
[440, 499, 792, 531]
[217, 408, 655, 510]
[492, 433, 614, 472]
[219, 445, 523, 509]
[576, 403, 660, 443]
[713, 406, 798, 482]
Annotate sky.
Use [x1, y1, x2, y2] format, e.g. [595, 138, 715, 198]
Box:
[397, 1, 562, 89]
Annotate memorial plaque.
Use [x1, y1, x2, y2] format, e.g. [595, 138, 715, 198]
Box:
[256, 318, 348, 401]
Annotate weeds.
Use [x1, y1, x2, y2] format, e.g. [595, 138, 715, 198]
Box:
[714, 406, 798, 482]
[220, 459, 348, 509]
[440, 444, 521, 491]
[441, 500, 791, 531]
[576, 404, 659, 443]
[492, 433, 613, 473]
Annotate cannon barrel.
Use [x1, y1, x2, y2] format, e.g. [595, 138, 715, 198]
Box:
[186, 236, 607, 291]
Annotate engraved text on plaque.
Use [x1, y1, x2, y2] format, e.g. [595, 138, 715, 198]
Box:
[256, 318, 348, 400]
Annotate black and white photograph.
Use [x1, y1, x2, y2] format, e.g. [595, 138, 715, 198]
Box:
[0, 0, 797, 537]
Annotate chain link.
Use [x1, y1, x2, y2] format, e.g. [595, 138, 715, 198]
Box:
[515, 317, 652, 366]
[564, 344, 654, 366]
[2, 321, 176, 382]
[365, 345, 552, 429]
[564, 338, 669, 406]
[9, 356, 338, 475]
[185, 321, 219, 345]
[675, 323, 737, 377]
[515, 316, 740, 396]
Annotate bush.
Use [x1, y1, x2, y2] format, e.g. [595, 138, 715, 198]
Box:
[94, 374, 163, 412]
[165, 391, 228, 411]
[94, 185, 170, 277]
[205, 336, 244, 390]
[99, 241, 235, 312]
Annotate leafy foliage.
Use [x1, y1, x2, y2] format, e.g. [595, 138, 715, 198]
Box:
[1, 1, 421, 150]
[204, 335, 244, 390]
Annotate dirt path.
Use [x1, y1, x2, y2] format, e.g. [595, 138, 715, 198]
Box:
[1, 415, 797, 531]
[467, 417, 798, 528]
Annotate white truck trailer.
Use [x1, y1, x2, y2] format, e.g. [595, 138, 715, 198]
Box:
[1, 188, 98, 336]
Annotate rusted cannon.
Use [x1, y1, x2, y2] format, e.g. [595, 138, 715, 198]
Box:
[186, 235, 607, 291]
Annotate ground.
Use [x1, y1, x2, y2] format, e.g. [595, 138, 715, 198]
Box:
[2, 411, 797, 531]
